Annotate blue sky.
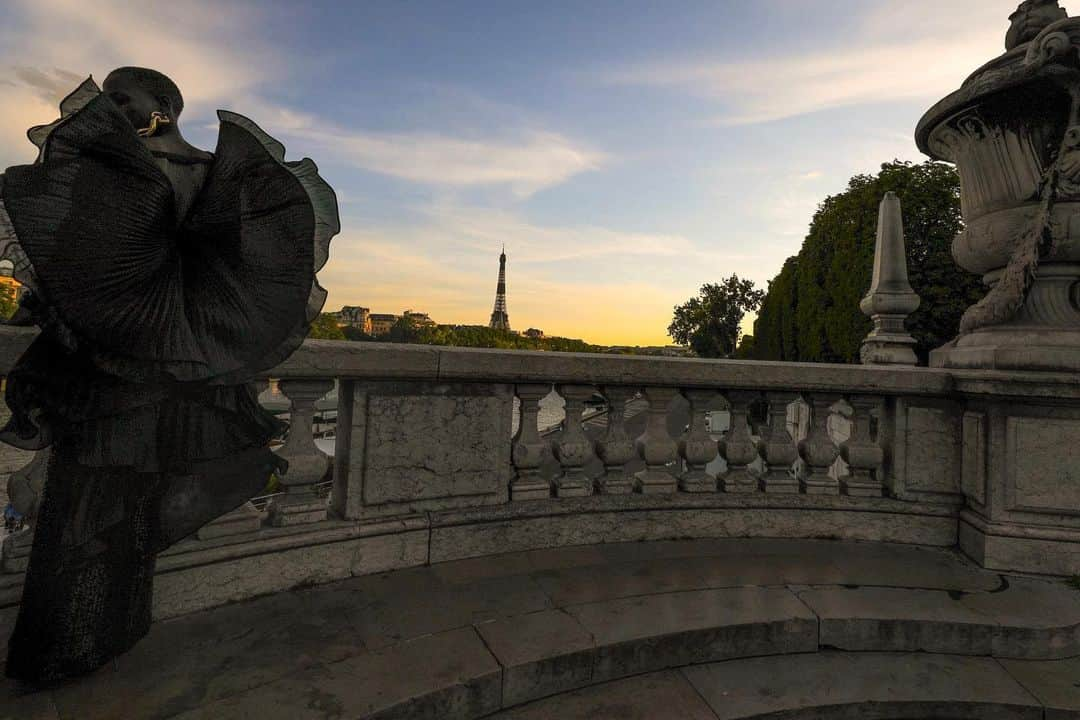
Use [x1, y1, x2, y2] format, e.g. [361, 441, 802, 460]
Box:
[0, 0, 1046, 344]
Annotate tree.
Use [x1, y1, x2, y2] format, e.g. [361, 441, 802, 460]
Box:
[307, 313, 345, 340]
[733, 334, 756, 359]
[386, 315, 422, 344]
[752, 160, 983, 363]
[341, 325, 374, 342]
[669, 274, 765, 358]
[0, 286, 16, 321]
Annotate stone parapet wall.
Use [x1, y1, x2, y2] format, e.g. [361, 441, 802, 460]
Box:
[0, 326, 1078, 621]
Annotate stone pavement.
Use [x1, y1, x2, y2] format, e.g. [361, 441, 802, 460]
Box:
[1, 538, 1078, 719]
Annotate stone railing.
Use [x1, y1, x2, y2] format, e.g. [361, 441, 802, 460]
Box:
[1, 326, 1079, 624]
[2, 323, 1080, 626]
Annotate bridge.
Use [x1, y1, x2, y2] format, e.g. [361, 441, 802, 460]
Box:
[0, 328, 1078, 718]
[4, 3, 1080, 717]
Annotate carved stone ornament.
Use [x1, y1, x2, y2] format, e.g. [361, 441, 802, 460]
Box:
[917, 2, 1080, 372]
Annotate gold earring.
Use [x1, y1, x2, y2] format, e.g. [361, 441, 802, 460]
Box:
[137, 111, 172, 138]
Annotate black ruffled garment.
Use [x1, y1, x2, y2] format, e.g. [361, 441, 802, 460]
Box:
[0, 78, 338, 684]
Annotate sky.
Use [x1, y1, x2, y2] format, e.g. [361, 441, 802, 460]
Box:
[0, 0, 1056, 346]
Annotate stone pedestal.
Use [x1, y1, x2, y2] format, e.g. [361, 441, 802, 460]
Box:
[957, 386, 1080, 576]
[930, 263, 1080, 372]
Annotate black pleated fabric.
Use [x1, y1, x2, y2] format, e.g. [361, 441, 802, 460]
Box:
[0, 78, 338, 685]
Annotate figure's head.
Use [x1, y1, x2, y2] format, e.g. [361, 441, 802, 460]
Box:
[103, 67, 184, 134]
[1007, 0, 1067, 50]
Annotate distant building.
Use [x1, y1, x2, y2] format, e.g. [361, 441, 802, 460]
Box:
[403, 309, 435, 327]
[524, 328, 544, 339]
[369, 313, 400, 336]
[334, 306, 372, 334]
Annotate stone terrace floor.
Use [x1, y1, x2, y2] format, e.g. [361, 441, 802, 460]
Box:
[2, 538, 1080, 719]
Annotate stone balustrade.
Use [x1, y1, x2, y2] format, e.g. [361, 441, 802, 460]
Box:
[1, 325, 1080, 625]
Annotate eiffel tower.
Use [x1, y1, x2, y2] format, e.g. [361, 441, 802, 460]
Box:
[488, 246, 511, 331]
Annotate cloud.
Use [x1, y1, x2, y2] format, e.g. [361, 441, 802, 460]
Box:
[0, 0, 600, 198]
[330, 130, 603, 197]
[0, 0, 265, 107]
[595, 0, 1007, 125]
[415, 203, 694, 262]
[10, 67, 84, 105]
[250, 103, 605, 197]
[0, 0, 272, 168]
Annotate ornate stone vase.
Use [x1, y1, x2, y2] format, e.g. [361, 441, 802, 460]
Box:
[917, 7, 1080, 371]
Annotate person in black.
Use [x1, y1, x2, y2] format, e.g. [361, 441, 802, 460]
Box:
[0, 67, 338, 686]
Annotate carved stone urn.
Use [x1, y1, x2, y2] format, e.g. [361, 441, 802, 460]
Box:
[917, 0, 1080, 371]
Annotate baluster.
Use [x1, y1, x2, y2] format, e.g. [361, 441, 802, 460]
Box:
[595, 386, 636, 494]
[553, 385, 595, 497]
[512, 384, 554, 500]
[799, 393, 841, 495]
[719, 390, 760, 493]
[1, 447, 48, 573]
[634, 386, 679, 494]
[269, 378, 334, 526]
[839, 395, 885, 497]
[830, 400, 854, 481]
[757, 392, 800, 494]
[680, 389, 719, 492]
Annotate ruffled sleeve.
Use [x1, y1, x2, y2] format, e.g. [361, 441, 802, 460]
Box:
[0, 82, 339, 388]
[0, 77, 101, 326]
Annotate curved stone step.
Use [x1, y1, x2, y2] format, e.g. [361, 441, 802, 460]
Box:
[5, 539, 1079, 719]
[491, 653, 1080, 719]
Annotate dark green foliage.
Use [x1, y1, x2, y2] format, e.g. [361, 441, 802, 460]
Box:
[754, 257, 800, 361]
[0, 286, 15, 321]
[386, 315, 422, 344]
[732, 334, 756, 359]
[410, 324, 600, 353]
[669, 274, 765, 358]
[307, 313, 346, 340]
[753, 161, 983, 364]
[340, 325, 374, 341]
[330, 317, 602, 353]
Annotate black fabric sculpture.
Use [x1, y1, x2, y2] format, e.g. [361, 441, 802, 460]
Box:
[0, 69, 337, 685]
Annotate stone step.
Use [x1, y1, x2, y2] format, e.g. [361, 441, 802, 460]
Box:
[3, 539, 1079, 719]
[492, 653, 1080, 720]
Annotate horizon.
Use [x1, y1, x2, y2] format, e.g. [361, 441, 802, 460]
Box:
[0, 0, 1044, 345]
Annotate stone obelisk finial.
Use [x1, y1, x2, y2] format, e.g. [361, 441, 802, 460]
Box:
[859, 192, 921, 366]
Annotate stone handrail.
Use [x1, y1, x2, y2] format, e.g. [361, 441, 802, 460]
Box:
[2, 324, 1080, 624]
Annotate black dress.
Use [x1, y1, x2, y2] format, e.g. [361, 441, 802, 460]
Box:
[0, 78, 338, 684]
